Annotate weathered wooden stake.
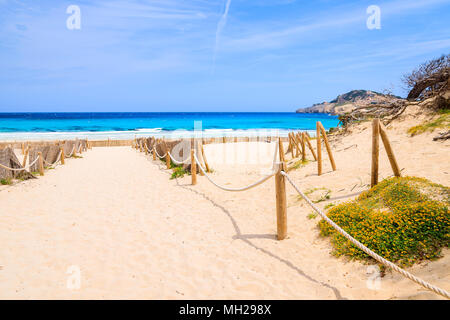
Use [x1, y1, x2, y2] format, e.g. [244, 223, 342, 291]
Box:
[300, 132, 306, 161]
[371, 118, 380, 187]
[38, 152, 44, 176]
[316, 122, 322, 176]
[164, 142, 171, 170]
[318, 122, 336, 171]
[289, 133, 295, 159]
[152, 146, 156, 160]
[201, 143, 211, 173]
[21, 142, 25, 155]
[191, 149, 197, 185]
[287, 133, 293, 155]
[60, 146, 65, 165]
[292, 133, 301, 158]
[22, 147, 29, 168]
[275, 161, 287, 240]
[303, 132, 317, 161]
[379, 122, 401, 178]
[278, 137, 286, 168]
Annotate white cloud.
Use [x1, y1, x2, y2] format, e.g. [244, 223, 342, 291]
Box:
[212, 0, 232, 72]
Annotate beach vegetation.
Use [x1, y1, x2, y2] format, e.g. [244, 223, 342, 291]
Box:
[170, 166, 189, 179]
[318, 176, 449, 266]
[299, 187, 332, 204]
[289, 159, 309, 171]
[324, 202, 336, 209]
[0, 178, 13, 185]
[407, 109, 450, 136]
[307, 212, 318, 220]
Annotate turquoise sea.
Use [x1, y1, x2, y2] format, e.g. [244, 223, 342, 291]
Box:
[0, 112, 339, 141]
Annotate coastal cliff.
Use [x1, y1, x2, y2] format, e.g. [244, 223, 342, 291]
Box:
[296, 90, 402, 115]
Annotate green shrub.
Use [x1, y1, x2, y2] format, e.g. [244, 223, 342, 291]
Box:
[318, 177, 449, 266]
[0, 178, 12, 185]
[407, 110, 450, 136]
[170, 166, 189, 179]
[307, 212, 318, 220]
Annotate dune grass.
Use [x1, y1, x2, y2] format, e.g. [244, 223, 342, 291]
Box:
[0, 178, 13, 185]
[407, 109, 450, 136]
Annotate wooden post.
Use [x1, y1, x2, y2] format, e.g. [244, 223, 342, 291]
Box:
[292, 133, 301, 158]
[303, 132, 317, 161]
[191, 149, 197, 185]
[22, 147, 29, 168]
[300, 132, 306, 161]
[152, 146, 156, 160]
[196, 140, 204, 176]
[371, 118, 380, 187]
[201, 143, 211, 173]
[379, 122, 401, 177]
[222, 136, 226, 144]
[165, 146, 171, 170]
[38, 152, 44, 176]
[287, 133, 292, 154]
[60, 146, 65, 165]
[278, 137, 286, 168]
[73, 146, 77, 157]
[21, 142, 25, 155]
[289, 133, 295, 159]
[144, 142, 148, 155]
[294, 134, 301, 158]
[318, 122, 336, 171]
[316, 122, 322, 176]
[275, 162, 287, 240]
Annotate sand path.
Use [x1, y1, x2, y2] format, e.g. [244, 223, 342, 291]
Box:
[0, 145, 447, 299]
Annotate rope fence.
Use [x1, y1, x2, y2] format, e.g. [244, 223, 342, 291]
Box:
[136, 126, 449, 299]
[281, 170, 450, 299]
[0, 139, 90, 179]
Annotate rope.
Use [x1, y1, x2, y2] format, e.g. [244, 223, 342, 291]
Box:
[168, 151, 191, 165]
[0, 156, 40, 172]
[281, 171, 450, 299]
[42, 151, 62, 168]
[144, 143, 153, 154]
[193, 153, 276, 192]
[154, 147, 167, 159]
[66, 146, 76, 158]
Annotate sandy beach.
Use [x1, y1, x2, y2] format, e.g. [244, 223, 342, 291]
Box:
[0, 110, 448, 299]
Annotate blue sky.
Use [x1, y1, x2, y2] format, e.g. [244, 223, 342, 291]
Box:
[0, 0, 449, 112]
